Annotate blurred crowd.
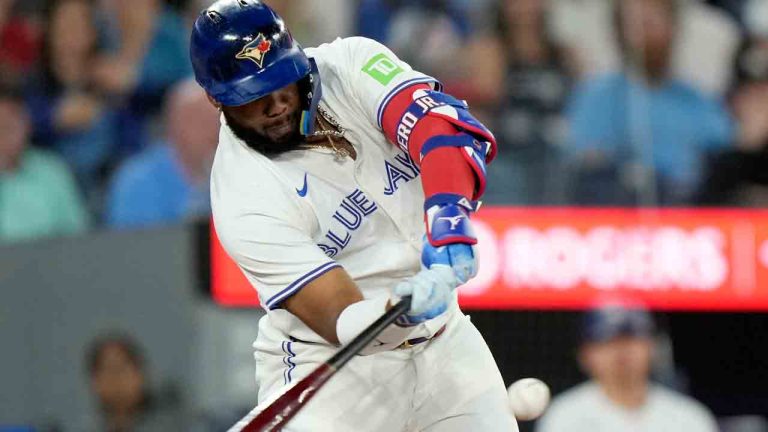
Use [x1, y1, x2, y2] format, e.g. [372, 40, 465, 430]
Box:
[1, 0, 767, 245]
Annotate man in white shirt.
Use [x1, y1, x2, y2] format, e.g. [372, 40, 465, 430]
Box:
[536, 304, 718, 432]
[551, 0, 739, 96]
[189, 1, 516, 431]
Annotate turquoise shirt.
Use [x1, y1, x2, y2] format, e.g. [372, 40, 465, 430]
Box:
[0, 149, 89, 243]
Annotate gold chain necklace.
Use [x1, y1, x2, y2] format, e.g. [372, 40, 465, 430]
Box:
[313, 106, 346, 138]
[301, 136, 350, 160]
[301, 107, 350, 160]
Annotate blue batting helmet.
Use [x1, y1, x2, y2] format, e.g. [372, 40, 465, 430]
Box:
[581, 305, 655, 343]
[190, 0, 321, 134]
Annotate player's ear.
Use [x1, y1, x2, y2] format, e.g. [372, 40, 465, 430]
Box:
[206, 93, 222, 110]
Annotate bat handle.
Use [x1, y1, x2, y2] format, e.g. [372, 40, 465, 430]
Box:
[327, 295, 411, 370]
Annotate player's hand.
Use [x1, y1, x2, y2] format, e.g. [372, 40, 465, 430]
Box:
[392, 266, 458, 326]
[91, 55, 139, 95]
[55, 93, 102, 130]
[423, 198, 478, 284]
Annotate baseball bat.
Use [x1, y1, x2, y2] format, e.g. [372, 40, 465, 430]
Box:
[229, 296, 413, 432]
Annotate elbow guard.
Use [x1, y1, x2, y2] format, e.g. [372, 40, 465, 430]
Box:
[395, 89, 496, 199]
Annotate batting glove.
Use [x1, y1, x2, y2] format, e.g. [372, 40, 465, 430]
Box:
[422, 194, 479, 284]
[393, 266, 458, 326]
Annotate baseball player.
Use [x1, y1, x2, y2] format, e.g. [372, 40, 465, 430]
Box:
[536, 304, 718, 432]
[190, 1, 517, 431]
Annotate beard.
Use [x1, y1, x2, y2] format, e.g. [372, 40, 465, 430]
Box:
[222, 109, 304, 156]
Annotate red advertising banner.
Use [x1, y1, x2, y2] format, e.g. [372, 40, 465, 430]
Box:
[211, 208, 768, 310]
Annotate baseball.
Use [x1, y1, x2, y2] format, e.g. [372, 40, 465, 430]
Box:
[507, 378, 551, 421]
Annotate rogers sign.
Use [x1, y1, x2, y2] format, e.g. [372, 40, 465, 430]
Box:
[461, 208, 768, 310]
[479, 225, 726, 290]
[211, 208, 768, 310]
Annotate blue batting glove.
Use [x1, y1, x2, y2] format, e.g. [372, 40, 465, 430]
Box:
[393, 266, 458, 326]
[422, 241, 477, 285]
[422, 194, 479, 284]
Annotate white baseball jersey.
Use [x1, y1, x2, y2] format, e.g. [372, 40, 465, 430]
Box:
[211, 36, 451, 344]
[536, 382, 718, 432]
[212, 36, 518, 432]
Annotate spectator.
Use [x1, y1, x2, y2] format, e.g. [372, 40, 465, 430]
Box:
[707, 0, 744, 25]
[26, 0, 118, 207]
[0, 0, 41, 87]
[356, 0, 476, 86]
[469, 0, 573, 204]
[94, 0, 191, 100]
[744, 0, 768, 42]
[697, 8, 768, 206]
[536, 304, 718, 432]
[82, 333, 182, 432]
[0, 85, 89, 243]
[105, 79, 218, 229]
[551, 0, 740, 96]
[565, 0, 734, 206]
[268, 0, 353, 48]
[93, 0, 193, 156]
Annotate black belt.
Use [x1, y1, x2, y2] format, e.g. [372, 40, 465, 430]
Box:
[287, 324, 447, 349]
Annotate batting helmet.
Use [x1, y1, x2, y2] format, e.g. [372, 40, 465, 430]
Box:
[190, 0, 321, 134]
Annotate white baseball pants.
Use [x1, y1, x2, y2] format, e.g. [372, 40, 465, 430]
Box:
[251, 310, 519, 432]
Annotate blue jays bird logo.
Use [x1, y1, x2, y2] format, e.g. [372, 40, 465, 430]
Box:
[236, 33, 272, 68]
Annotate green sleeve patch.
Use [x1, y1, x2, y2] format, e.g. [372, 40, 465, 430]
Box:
[361, 53, 404, 86]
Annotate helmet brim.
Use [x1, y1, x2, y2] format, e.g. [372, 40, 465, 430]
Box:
[205, 49, 311, 107]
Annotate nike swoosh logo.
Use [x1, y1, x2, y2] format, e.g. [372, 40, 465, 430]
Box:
[296, 173, 308, 197]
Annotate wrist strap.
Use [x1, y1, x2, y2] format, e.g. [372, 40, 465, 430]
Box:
[336, 296, 418, 355]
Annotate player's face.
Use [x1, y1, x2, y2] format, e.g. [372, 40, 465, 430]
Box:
[580, 336, 653, 388]
[0, 99, 30, 169]
[620, 0, 675, 69]
[732, 82, 768, 147]
[168, 94, 219, 169]
[50, 0, 96, 56]
[90, 343, 145, 411]
[221, 83, 303, 155]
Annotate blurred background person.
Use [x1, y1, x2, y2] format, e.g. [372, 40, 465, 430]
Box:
[356, 0, 479, 90]
[551, 0, 740, 96]
[92, 0, 192, 156]
[536, 303, 718, 432]
[105, 79, 218, 229]
[564, 0, 734, 206]
[467, 0, 574, 205]
[698, 0, 768, 207]
[26, 0, 118, 210]
[82, 333, 182, 432]
[0, 85, 89, 243]
[268, 0, 353, 48]
[0, 0, 41, 88]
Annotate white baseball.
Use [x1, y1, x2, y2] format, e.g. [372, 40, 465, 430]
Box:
[507, 378, 551, 421]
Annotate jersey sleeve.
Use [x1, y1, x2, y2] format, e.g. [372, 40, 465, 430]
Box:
[322, 37, 440, 130]
[216, 212, 340, 310]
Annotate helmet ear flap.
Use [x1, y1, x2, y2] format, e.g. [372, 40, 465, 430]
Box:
[299, 58, 322, 136]
[297, 75, 312, 112]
